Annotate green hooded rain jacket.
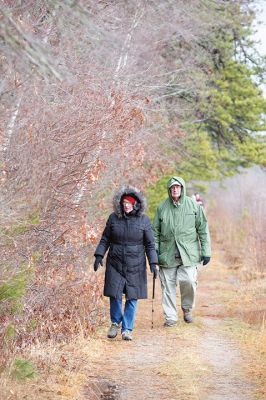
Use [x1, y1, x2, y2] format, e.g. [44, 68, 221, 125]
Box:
[153, 176, 211, 267]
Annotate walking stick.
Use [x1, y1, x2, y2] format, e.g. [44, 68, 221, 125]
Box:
[151, 274, 156, 329]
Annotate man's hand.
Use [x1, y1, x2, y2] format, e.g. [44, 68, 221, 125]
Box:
[150, 264, 158, 279]
[94, 255, 103, 271]
[201, 256, 210, 266]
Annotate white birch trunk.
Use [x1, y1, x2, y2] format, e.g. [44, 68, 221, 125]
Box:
[114, 2, 143, 79]
[73, 130, 107, 205]
[1, 95, 22, 156]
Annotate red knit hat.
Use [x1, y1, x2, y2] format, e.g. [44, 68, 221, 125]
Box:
[122, 195, 136, 205]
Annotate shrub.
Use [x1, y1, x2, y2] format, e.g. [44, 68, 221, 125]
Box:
[9, 358, 38, 381]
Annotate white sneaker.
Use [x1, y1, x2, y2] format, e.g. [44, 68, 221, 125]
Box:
[122, 330, 132, 341]
[107, 323, 120, 338]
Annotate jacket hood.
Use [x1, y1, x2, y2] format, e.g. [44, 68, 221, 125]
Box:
[167, 176, 186, 202]
[113, 185, 147, 218]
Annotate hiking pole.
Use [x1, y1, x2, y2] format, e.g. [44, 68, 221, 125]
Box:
[151, 273, 156, 329]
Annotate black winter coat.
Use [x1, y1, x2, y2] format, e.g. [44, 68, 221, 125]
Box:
[94, 186, 158, 300]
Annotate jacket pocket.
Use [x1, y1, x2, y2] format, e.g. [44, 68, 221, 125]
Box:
[184, 213, 196, 229]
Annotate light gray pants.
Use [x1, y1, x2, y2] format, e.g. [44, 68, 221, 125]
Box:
[159, 265, 198, 323]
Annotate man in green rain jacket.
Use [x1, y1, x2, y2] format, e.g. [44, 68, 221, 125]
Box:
[153, 176, 211, 324]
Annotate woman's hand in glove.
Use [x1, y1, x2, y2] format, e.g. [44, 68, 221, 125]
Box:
[150, 264, 158, 279]
[94, 255, 103, 271]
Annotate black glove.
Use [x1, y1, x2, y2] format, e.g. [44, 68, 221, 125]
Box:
[201, 256, 210, 266]
[150, 264, 158, 279]
[94, 255, 103, 271]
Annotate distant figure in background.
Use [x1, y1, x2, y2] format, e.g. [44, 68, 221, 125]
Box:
[192, 192, 204, 207]
[93, 185, 158, 341]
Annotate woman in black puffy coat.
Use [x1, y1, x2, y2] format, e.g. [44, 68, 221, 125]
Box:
[93, 185, 158, 341]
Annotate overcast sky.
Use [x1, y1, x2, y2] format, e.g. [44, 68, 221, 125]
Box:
[253, 1, 266, 56]
[252, 1, 266, 95]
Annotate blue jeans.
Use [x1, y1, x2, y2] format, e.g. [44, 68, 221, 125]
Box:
[110, 297, 138, 332]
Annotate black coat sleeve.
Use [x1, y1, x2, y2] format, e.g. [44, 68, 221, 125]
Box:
[94, 214, 112, 258]
[143, 216, 158, 265]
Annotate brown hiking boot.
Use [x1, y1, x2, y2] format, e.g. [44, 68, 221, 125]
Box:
[182, 309, 193, 323]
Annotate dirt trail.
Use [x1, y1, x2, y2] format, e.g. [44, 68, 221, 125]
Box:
[83, 256, 255, 400]
[200, 318, 253, 400]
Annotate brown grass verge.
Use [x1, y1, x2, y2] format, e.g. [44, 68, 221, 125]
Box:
[206, 253, 266, 399]
[0, 332, 105, 400]
[225, 276, 266, 400]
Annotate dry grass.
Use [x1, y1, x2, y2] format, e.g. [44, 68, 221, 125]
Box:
[196, 252, 265, 400]
[202, 253, 266, 399]
[0, 332, 105, 400]
[227, 274, 266, 326]
[207, 182, 266, 398]
[222, 319, 266, 400]
[224, 276, 266, 399]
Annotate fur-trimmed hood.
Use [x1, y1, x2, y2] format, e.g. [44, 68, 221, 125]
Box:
[113, 185, 147, 218]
